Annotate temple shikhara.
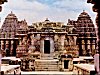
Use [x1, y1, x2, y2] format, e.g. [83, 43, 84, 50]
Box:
[68, 11, 97, 56]
[0, 11, 98, 74]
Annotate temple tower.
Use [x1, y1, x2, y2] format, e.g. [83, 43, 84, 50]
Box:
[68, 11, 97, 56]
[0, 12, 28, 56]
[0, 11, 19, 56]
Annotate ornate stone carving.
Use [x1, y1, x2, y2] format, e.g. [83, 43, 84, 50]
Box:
[68, 11, 97, 56]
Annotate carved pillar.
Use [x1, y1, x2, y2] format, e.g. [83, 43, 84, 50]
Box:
[92, 44, 95, 55]
[64, 39, 68, 46]
[19, 38, 22, 45]
[5, 40, 10, 56]
[73, 36, 77, 45]
[19, 40, 22, 45]
[36, 34, 40, 40]
[6, 40, 9, 48]
[82, 40, 85, 55]
[50, 37, 54, 54]
[54, 34, 58, 41]
[22, 36, 27, 45]
[10, 40, 14, 55]
[1, 40, 4, 50]
[87, 40, 90, 50]
[31, 34, 34, 46]
[60, 35, 65, 51]
[40, 38, 44, 54]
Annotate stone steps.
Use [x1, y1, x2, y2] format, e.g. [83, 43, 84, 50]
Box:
[35, 59, 59, 71]
[41, 54, 54, 59]
[35, 67, 59, 71]
[35, 62, 58, 65]
[35, 68, 59, 71]
[35, 65, 58, 68]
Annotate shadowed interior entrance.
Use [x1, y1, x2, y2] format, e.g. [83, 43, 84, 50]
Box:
[44, 40, 50, 54]
[64, 60, 69, 69]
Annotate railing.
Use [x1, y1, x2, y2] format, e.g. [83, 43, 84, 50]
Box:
[73, 64, 95, 75]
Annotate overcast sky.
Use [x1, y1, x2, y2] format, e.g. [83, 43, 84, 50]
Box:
[0, 0, 96, 27]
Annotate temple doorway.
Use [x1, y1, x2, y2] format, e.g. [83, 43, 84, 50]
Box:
[64, 60, 69, 69]
[44, 40, 50, 54]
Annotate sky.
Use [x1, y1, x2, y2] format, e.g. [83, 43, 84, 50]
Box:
[0, 0, 97, 27]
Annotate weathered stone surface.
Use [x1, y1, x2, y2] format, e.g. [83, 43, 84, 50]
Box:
[68, 11, 97, 56]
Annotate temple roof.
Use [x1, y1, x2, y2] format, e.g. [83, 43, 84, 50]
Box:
[6, 11, 17, 19]
[0, 11, 28, 38]
[79, 10, 90, 18]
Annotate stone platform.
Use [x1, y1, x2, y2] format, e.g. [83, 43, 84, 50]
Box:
[21, 71, 74, 75]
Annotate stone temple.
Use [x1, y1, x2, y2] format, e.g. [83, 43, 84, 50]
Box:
[68, 11, 97, 56]
[0, 11, 97, 72]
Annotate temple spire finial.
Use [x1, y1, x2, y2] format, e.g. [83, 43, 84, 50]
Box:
[46, 18, 48, 20]
[45, 18, 49, 21]
[11, 11, 13, 14]
[24, 19, 26, 21]
[83, 10, 85, 12]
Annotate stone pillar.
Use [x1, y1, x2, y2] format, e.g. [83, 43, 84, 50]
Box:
[92, 44, 95, 50]
[50, 37, 54, 54]
[1, 40, 4, 50]
[36, 34, 40, 40]
[19, 38, 22, 45]
[92, 44, 95, 55]
[82, 40, 85, 55]
[64, 39, 68, 46]
[6, 40, 9, 48]
[87, 40, 90, 50]
[54, 34, 58, 41]
[87, 40, 91, 55]
[11, 40, 14, 55]
[68, 36, 71, 45]
[82, 40, 85, 45]
[31, 34, 34, 45]
[23, 36, 27, 45]
[73, 36, 77, 45]
[60, 35, 65, 50]
[5, 40, 10, 56]
[40, 38, 44, 54]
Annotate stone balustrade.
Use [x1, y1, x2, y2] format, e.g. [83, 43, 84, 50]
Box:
[1, 64, 21, 75]
[73, 64, 95, 75]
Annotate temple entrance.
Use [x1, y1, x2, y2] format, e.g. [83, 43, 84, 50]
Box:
[64, 60, 69, 69]
[44, 40, 50, 54]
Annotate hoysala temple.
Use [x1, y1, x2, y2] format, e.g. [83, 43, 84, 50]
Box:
[0, 11, 97, 72]
[0, 11, 97, 57]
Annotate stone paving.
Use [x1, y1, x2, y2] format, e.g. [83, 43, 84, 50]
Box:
[21, 71, 74, 75]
